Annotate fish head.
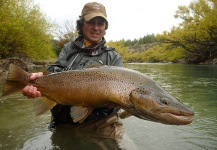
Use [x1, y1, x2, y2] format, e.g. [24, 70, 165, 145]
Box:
[130, 82, 194, 125]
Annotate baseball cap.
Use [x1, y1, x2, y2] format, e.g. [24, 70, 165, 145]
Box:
[81, 2, 107, 22]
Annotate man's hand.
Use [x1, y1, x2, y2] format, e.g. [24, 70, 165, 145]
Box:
[22, 72, 43, 98]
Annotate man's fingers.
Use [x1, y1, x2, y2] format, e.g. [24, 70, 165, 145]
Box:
[22, 85, 42, 98]
[36, 91, 42, 97]
[22, 72, 43, 99]
[28, 86, 37, 98]
[22, 86, 30, 96]
[29, 72, 43, 80]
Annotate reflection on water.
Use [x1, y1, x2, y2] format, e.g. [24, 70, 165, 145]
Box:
[0, 63, 217, 150]
[22, 125, 138, 150]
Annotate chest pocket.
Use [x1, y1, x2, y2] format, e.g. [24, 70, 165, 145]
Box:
[78, 55, 105, 69]
[66, 52, 109, 70]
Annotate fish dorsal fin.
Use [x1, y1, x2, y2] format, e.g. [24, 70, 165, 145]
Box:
[33, 97, 57, 115]
[70, 106, 93, 123]
[119, 110, 133, 119]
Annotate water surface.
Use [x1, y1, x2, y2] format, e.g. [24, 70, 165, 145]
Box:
[0, 63, 216, 150]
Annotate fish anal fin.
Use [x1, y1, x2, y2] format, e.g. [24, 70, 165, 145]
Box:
[34, 97, 57, 115]
[119, 110, 133, 119]
[70, 106, 93, 123]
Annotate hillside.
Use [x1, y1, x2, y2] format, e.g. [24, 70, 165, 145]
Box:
[128, 43, 159, 53]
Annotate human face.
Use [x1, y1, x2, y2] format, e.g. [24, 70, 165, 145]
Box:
[82, 17, 106, 42]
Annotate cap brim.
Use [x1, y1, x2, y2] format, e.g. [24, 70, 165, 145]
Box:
[84, 13, 107, 21]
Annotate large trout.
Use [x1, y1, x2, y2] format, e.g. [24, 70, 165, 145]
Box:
[2, 64, 194, 125]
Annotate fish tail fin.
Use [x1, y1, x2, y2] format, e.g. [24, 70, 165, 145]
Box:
[34, 97, 57, 115]
[2, 64, 30, 96]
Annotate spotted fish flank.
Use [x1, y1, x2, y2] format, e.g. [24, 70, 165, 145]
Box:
[2, 64, 194, 125]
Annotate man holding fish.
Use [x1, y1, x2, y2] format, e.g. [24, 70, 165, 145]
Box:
[22, 2, 125, 138]
[2, 1, 194, 149]
[13, 1, 194, 142]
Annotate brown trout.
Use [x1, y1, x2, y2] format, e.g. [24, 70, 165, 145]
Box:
[2, 64, 194, 125]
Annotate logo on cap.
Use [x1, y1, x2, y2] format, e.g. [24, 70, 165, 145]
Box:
[93, 4, 100, 10]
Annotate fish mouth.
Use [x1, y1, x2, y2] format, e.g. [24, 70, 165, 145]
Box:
[136, 106, 194, 125]
[159, 112, 194, 125]
[151, 106, 195, 125]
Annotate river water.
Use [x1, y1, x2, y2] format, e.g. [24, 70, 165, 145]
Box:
[0, 63, 216, 150]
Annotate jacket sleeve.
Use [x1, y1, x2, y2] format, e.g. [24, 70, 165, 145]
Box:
[106, 48, 124, 67]
[47, 42, 72, 72]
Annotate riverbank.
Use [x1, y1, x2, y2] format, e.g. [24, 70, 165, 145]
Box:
[199, 58, 217, 65]
[0, 58, 52, 84]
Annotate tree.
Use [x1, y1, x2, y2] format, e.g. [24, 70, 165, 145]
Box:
[50, 19, 78, 56]
[123, 34, 157, 46]
[0, 0, 55, 60]
[157, 0, 217, 63]
[55, 20, 78, 46]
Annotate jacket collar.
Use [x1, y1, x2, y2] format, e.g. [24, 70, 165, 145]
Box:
[73, 36, 106, 52]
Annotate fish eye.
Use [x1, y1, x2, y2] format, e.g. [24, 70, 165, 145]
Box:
[161, 98, 170, 105]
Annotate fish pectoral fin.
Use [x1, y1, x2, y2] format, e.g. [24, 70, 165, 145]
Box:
[33, 97, 57, 115]
[70, 106, 93, 123]
[119, 110, 133, 119]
